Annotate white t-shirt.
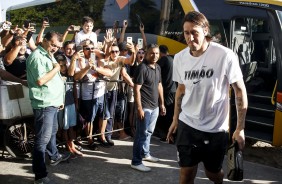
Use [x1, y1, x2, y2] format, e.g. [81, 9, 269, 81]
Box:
[76, 58, 106, 100]
[75, 30, 97, 48]
[173, 42, 243, 132]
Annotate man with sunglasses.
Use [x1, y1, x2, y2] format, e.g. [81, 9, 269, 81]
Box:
[26, 31, 71, 184]
[103, 42, 135, 146]
[73, 40, 113, 149]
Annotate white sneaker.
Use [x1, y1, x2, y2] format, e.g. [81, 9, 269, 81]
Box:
[34, 177, 55, 184]
[142, 155, 159, 162]
[131, 164, 151, 172]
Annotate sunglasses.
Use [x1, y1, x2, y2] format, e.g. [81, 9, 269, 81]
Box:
[84, 47, 95, 51]
[111, 50, 119, 53]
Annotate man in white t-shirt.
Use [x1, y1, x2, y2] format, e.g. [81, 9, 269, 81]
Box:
[73, 40, 113, 149]
[75, 16, 97, 48]
[167, 11, 248, 184]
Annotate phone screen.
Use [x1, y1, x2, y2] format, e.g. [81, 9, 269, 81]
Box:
[127, 37, 132, 43]
[90, 53, 96, 61]
[137, 38, 143, 48]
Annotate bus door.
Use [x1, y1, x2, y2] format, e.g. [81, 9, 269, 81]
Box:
[227, 0, 282, 146]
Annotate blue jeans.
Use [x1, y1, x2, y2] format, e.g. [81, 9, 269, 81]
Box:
[32, 106, 60, 180]
[105, 90, 117, 139]
[132, 107, 159, 165]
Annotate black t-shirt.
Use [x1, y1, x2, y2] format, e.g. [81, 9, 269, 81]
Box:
[5, 53, 29, 79]
[129, 60, 139, 78]
[157, 55, 176, 94]
[133, 60, 161, 109]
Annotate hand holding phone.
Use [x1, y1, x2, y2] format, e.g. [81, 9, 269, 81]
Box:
[123, 20, 128, 27]
[43, 17, 49, 23]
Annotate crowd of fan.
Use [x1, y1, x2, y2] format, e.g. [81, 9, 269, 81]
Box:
[0, 16, 173, 158]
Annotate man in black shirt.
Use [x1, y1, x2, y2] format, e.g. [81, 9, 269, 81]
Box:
[156, 45, 176, 141]
[131, 44, 166, 172]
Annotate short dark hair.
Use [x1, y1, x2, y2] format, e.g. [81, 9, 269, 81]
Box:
[146, 43, 159, 51]
[63, 40, 75, 49]
[55, 54, 66, 62]
[159, 45, 169, 54]
[82, 16, 94, 25]
[118, 42, 127, 51]
[11, 35, 24, 46]
[44, 31, 62, 42]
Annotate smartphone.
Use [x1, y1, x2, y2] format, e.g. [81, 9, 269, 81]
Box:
[73, 25, 81, 31]
[43, 17, 49, 23]
[24, 20, 30, 28]
[127, 37, 132, 43]
[2, 22, 11, 30]
[90, 52, 96, 61]
[26, 31, 33, 42]
[137, 38, 143, 49]
[114, 20, 119, 28]
[136, 14, 143, 25]
[76, 45, 83, 52]
[123, 20, 127, 26]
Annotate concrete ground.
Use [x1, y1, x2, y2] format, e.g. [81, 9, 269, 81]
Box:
[0, 137, 282, 184]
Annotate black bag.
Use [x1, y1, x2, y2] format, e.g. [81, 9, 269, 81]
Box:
[227, 141, 244, 181]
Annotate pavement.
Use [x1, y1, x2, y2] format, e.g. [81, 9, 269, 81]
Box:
[0, 136, 282, 184]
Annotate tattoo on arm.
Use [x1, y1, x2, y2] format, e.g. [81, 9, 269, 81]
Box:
[235, 96, 246, 130]
[176, 94, 184, 114]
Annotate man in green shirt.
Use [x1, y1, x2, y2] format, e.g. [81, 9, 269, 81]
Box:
[27, 31, 70, 184]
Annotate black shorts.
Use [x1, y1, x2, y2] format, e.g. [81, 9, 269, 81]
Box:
[176, 120, 228, 173]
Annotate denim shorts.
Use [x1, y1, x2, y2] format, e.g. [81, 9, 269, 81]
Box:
[176, 120, 228, 173]
[58, 103, 77, 130]
[80, 95, 108, 122]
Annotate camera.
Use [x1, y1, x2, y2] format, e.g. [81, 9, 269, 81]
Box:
[0, 22, 11, 30]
